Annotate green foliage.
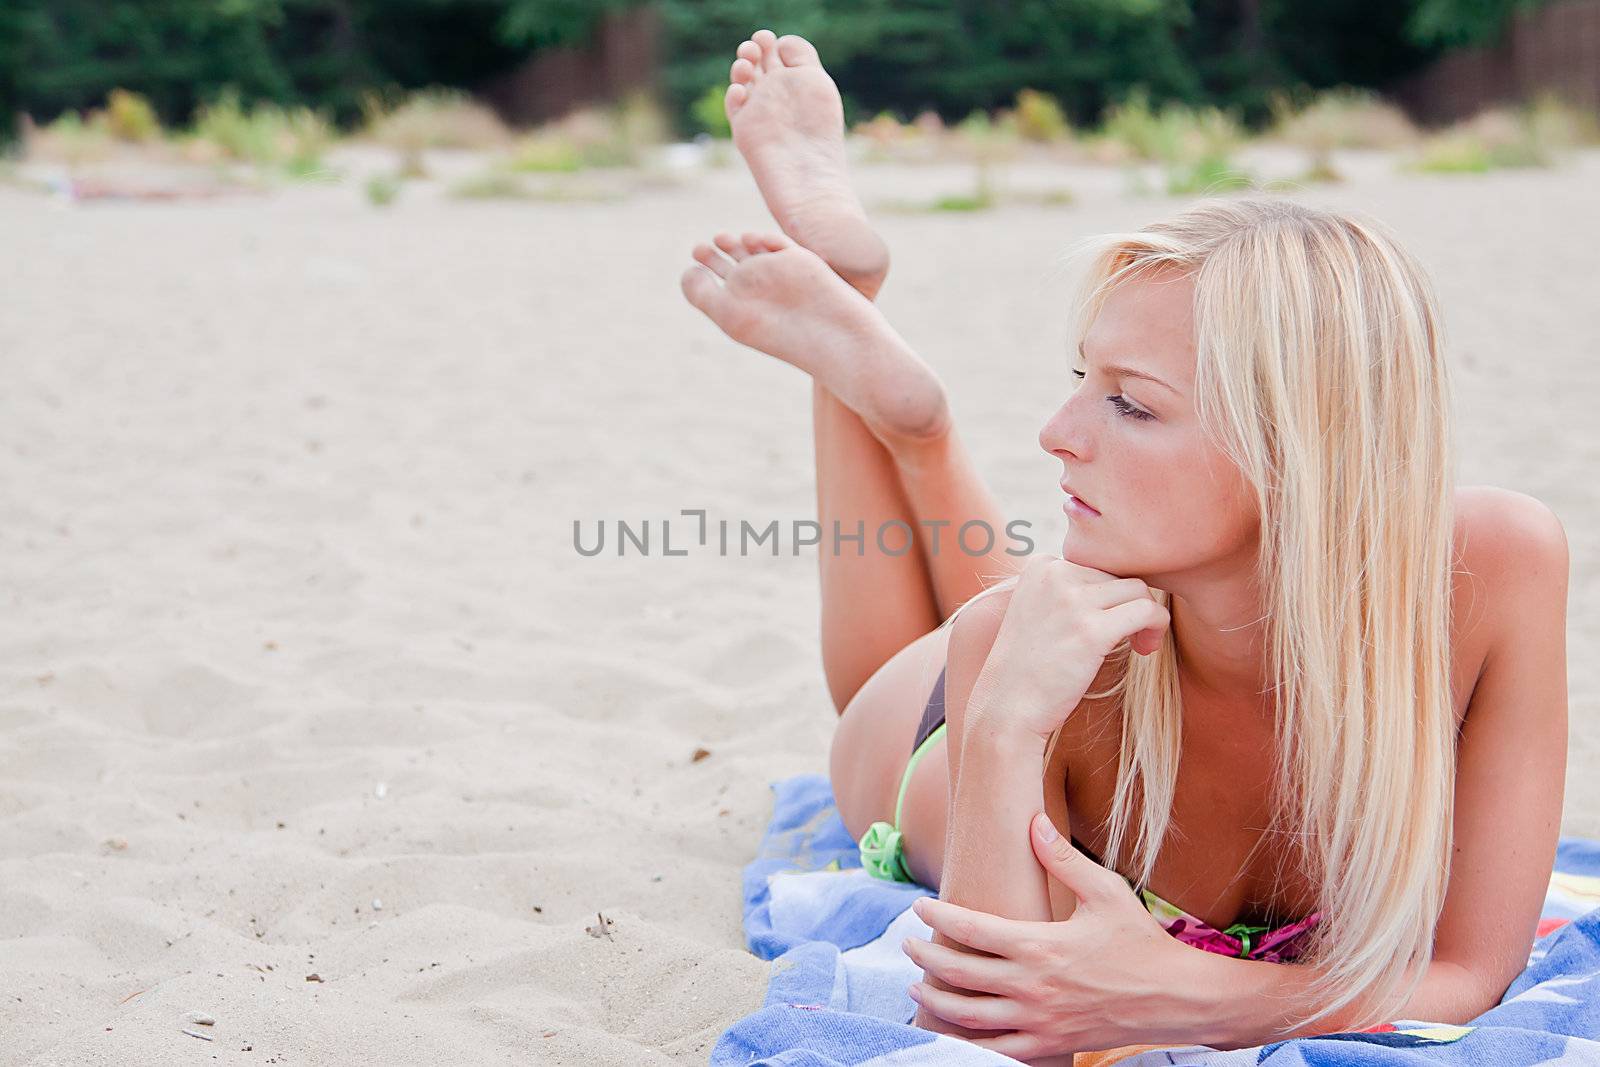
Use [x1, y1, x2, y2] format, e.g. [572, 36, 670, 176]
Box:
[1012, 88, 1070, 142]
[507, 135, 585, 172]
[690, 84, 732, 138]
[1271, 87, 1417, 151]
[1100, 88, 1167, 160]
[1407, 0, 1545, 46]
[191, 89, 332, 176]
[1413, 131, 1495, 172]
[931, 193, 991, 211]
[452, 171, 534, 198]
[497, 0, 640, 47]
[0, 0, 1533, 151]
[105, 88, 161, 141]
[363, 88, 510, 151]
[32, 110, 115, 166]
[656, 0, 1205, 133]
[1, 0, 525, 134]
[1411, 100, 1588, 173]
[1095, 88, 1250, 193]
[1270, 87, 1417, 180]
[365, 172, 403, 206]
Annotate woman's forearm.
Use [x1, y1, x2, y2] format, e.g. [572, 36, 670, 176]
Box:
[914, 705, 1053, 1037]
[940, 709, 1052, 922]
[1193, 949, 1496, 1050]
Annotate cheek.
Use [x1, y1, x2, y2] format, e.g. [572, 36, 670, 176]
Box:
[1130, 438, 1253, 546]
[1182, 446, 1257, 545]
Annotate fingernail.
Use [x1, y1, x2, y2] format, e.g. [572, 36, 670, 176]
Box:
[907, 983, 922, 1002]
[1034, 812, 1058, 842]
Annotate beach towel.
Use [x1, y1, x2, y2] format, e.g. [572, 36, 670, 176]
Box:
[711, 774, 1600, 1066]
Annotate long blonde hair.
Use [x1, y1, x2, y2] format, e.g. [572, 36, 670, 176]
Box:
[973, 198, 1458, 1031]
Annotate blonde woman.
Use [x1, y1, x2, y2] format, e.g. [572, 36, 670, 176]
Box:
[681, 30, 1571, 1064]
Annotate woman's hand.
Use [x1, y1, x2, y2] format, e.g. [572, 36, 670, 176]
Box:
[904, 813, 1211, 1060]
[970, 554, 1169, 741]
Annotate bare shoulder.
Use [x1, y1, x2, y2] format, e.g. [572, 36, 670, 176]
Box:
[941, 580, 1017, 718]
[1454, 486, 1570, 590]
[1452, 487, 1570, 700]
[947, 579, 1015, 652]
[1459, 486, 1568, 566]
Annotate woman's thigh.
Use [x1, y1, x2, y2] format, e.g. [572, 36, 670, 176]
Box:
[829, 624, 953, 888]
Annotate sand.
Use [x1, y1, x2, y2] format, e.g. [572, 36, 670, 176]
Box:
[1, 145, 1597, 1065]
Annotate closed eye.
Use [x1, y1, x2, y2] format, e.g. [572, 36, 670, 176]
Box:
[1072, 368, 1155, 421]
[1107, 394, 1155, 420]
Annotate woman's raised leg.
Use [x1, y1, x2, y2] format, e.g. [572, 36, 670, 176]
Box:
[812, 382, 943, 710]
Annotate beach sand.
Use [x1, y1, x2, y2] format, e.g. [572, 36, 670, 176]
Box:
[2, 150, 1597, 1064]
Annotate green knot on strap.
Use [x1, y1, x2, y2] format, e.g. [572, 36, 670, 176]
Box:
[1223, 920, 1272, 958]
[858, 820, 913, 882]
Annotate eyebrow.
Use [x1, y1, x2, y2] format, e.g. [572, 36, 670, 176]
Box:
[1077, 341, 1179, 396]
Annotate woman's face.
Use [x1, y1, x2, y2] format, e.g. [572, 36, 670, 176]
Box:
[1038, 269, 1259, 584]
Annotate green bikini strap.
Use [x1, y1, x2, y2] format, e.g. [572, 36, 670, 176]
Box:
[1223, 920, 1273, 958]
[895, 722, 947, 829]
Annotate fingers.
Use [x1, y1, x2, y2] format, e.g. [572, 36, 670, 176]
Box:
[902, 936, 1020, 997]
[1029, 812, 1129, 904]
[908, 981, 1027, 1031]
[1096, 597, 1171, 649]
[1081, 576, 1155, 609]
[969, 1030, 1049, 1060]
[692, 242, 732, 278]
[1017, 552, 1119, 587]
[911, 897, 1027, 956]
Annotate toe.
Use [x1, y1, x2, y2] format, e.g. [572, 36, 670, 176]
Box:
[754, 233, 793, 252]
[730, 57, 756, 85]
[724, 83, 747, 121]
[681, 265, 727, 317]
[752, 29, 779, 71]
[776, 35, 819, 66]
[736, 39, 762, 68]
[714, 233, 749, 262]
[692, 243, 732, 279]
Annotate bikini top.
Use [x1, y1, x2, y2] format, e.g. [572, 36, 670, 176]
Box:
[1070, 835, 1323, 963]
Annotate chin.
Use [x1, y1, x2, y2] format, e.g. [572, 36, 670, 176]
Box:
[1061, 533, 1154, 581]
[1060, 533, 1110, 570]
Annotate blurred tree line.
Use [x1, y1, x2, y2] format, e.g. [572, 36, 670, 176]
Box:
[0, 0, 1551, 142]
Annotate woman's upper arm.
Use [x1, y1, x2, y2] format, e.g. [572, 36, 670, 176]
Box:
[943, 587, 1013, 737]
[1434, 491, 1570, 1004]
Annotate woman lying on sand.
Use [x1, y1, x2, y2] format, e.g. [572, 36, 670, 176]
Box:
[679, 30, 1571, 1065]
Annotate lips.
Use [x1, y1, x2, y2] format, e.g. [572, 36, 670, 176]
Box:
[1060, 483, 1100, 515]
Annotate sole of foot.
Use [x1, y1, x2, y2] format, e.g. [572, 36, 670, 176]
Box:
[681, 231, 948, 446]
[726, 30, 890, 300]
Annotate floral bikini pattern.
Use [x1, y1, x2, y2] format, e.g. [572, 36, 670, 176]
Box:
[1135, 885, 1323, 963]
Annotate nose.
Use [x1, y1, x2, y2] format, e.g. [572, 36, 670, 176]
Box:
[1038, 390, 1092, 461]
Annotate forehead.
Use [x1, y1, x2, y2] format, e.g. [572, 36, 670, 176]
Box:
[1081, 269, 1197, 391]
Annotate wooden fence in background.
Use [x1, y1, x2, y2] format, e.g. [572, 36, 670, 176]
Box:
[478, 7, 661, 127]
[1394, 0, 1600, 123]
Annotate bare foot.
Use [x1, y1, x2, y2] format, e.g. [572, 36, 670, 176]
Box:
[681, 231, 947, 444]
[726, 30, 890, 300]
